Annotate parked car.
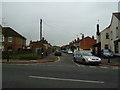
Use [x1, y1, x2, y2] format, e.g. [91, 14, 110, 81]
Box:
[61, 50, 67, 53]
[55, 50, 62, 56]
[67, 50, 73, 54]
[73, 51, 101, 65]
[101, 49, 114, 58]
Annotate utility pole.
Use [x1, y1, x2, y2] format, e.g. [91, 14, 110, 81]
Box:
[40, 19, 42, 40]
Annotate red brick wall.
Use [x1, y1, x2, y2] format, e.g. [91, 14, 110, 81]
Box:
[30, 42, 43, 52]
[80, 37, 96, 50]
[3, 36, 26, 52]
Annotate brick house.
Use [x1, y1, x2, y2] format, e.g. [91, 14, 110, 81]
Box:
[2, 27, 26, 52]
[80, 34, 96, 51]
[30, 41, 44, 53]
[30, 37, 52, 54]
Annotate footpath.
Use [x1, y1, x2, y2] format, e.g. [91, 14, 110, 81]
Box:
[0, 53, 58, 64]
[0, 53, 120, 67]
[100, 57, 120, 67]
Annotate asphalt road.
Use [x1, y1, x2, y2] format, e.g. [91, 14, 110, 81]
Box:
[2, 53, 119, 88]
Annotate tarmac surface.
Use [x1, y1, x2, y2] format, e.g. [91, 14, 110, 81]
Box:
[0, 53, 120, 67]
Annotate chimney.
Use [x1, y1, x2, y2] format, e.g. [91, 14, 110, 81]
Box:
[96, 24, 100, 35]
[74, 39, 77, 43]
[77, 37, 80, 42]
[82, 34, 84, 39]
[30, 40, 32, 44]
[40, 19, 42, 40]
[92, 35, 94, 39]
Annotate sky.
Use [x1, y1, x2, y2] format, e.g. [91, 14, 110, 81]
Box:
[1, 1, 119, 46]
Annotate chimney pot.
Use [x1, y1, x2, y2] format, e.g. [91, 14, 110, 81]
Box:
[82, 34, 84, 39]
[97, 24, 100, 35]
[92, 36, 94, 39]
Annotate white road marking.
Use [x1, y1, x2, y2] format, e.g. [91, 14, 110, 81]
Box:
[73, 61, 116, 69]
[89, 66, 96, 68]
[29, 76, 104, 84]
[74, 62, 81, 67]
[100, 67, 108, 69]
[72, 59, 83, 67]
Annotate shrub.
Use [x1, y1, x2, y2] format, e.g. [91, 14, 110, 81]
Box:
[9, 53, 38, 60]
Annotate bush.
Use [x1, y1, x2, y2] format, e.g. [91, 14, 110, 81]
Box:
[2, 51, 14, 59]
[19, 56, 39, 60]
[9, 53, 38, 60]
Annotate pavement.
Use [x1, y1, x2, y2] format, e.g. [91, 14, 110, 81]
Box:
[0, 53, 120, 67]
[0, 53, 58, 64]
[100, 57, 120, 67]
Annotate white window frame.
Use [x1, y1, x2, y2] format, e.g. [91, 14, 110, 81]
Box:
[8, 37, 13, 42]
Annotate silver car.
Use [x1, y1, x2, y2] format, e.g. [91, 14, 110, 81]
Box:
[73, 51, 101, 65]
[101, 49, 114, 58]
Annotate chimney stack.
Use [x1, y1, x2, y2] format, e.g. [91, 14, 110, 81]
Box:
[97, 24, 100, 35]
[82, 34, 84, 39]
[40, 19, 42, 40]
[92, 35, 94, 39]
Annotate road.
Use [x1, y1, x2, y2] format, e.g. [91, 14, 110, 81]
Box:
[2, 53, 119, 88]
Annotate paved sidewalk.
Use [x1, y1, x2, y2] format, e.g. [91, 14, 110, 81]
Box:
[0, 53, 58, 64]
[100, 57, 120, 67]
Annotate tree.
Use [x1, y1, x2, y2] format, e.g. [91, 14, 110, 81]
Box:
[70, 46, 77, 52]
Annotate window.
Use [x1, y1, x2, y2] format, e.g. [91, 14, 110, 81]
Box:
[8, 37, 13, 42]
[0, 36, 4, 42]
[116, 27, 118, 29]
[0, 36, 2, 42]
[116, 27, 119, 38]
[105, 44, 109, 49]
[106, 33, 109, 39]
[0, 46, 4, 51]
[114, 42, 118, 53]
[111, 31, 113, 40]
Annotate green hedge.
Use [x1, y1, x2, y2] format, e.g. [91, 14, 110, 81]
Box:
[9, 53, 38, 60]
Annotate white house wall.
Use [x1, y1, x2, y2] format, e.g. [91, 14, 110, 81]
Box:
[109, 14, 119, 54]
[101, 27, 110, 50]
[118, 19, 120, 56]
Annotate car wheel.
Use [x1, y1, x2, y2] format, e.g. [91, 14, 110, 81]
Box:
[82, 59, 86, 65]
[73, 57, 77, 62]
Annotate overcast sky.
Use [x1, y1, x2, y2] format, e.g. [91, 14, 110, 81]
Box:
[1, 1, 118, 46]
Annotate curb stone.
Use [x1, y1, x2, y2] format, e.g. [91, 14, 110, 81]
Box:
[1, 56, 59, 64]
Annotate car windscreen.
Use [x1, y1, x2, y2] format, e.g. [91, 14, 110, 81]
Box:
[104, 50, 110, 53]
[81, 52, 93, 56]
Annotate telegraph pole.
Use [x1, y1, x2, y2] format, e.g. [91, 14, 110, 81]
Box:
[40, 19, 42, 40]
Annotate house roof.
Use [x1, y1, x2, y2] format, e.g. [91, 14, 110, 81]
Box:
[101, 25, 110, 33]
[101, 12, 120, 33]
[113, 12, 120, 21]
[2, 27, 26, 40]
[93, 42, 101, 47]
[80, 36, 96, 40]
